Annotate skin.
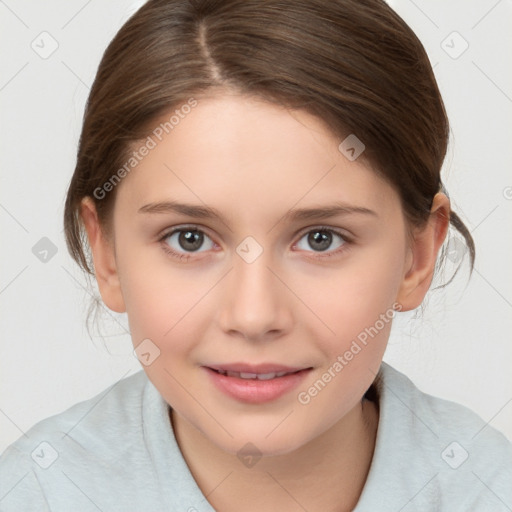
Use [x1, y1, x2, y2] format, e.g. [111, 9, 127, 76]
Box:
[81, 92, 450, 511]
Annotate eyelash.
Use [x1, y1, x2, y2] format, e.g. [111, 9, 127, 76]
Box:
[158, 225, 352, 262]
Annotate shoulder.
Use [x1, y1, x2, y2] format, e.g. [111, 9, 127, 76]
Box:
[0, 370, 157, 510]
[1, 370, 149, 458]
[378, 362, 512, 455]
[356, 362, 512, 511]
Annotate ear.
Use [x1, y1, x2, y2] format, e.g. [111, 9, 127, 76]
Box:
[396, 193, 451, 311]
[80, 197, 126, 313]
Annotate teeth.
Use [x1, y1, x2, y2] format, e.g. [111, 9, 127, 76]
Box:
[240, 372, 258, 379]
[256, 372, 277, 380]
[215, 369, 292, 379]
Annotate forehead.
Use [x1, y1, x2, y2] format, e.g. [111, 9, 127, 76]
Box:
[114, 93, 401, 225]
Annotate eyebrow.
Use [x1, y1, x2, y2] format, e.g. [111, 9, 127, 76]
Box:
[137, 200, 377, 222]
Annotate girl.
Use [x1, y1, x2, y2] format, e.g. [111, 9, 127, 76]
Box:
[1, 0, 510, 510]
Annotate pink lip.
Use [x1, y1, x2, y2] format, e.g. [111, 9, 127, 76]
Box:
[203, 363, 312, 404]
[207, 362, 306, 374]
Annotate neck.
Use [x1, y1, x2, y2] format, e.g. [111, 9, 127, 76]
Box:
[171, 397, 379, 512]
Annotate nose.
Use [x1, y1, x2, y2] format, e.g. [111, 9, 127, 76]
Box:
[217, 252, 293, 342]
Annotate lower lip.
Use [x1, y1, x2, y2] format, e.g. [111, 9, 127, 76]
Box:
[203, 367, 312, 404]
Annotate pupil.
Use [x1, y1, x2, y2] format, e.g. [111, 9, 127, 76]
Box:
[308, 230, 331, 251]
[179, 230, 203, 251]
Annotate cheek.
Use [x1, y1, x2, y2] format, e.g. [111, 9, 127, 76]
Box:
[292, 240, 405, 407]
[298, 243, 405, 345]
[294, 266, 399, 422]
[292, 240, 405, 414]
[116, 242, 198, 345]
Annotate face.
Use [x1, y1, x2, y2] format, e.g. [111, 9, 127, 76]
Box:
[89, 93, 420, 456]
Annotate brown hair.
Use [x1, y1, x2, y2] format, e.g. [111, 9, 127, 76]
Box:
[64, 0, 475, 284]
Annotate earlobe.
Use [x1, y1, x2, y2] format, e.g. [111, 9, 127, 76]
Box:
[80, 197, 126, 313]
[396, 193, 451, 311]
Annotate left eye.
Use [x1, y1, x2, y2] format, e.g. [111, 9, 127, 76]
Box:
[295, 229, 346, 253]
[164, 229, 215, 253]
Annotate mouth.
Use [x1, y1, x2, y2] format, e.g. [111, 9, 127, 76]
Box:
[208, 368, 303, 380]
[203, 363, 313, 404]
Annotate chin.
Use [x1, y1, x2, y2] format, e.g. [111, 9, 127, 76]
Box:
[207, 419, 315, 459]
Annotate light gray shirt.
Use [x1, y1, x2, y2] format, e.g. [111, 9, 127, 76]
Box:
[1, 362, 511, 511]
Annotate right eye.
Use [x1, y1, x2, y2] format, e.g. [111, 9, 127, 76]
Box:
[160, 226, 216, 259]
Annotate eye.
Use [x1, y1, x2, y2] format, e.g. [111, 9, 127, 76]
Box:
[162, 227, 215, 254]
[159, 225, 350, 262]
[295, 228, 347, 254]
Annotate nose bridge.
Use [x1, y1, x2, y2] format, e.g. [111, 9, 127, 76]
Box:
[218, 245, 291, 340]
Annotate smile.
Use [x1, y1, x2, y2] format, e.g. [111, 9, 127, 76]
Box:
[211, 369, 294, 380]
[203, 364, 313, 404]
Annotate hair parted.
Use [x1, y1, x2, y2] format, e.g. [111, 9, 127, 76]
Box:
[64, 0, 475, 284]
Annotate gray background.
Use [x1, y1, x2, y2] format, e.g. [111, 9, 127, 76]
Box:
[1, 0, 511, 453]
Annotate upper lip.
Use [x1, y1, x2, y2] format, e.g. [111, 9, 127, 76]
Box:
[205, 363, 310, 374]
